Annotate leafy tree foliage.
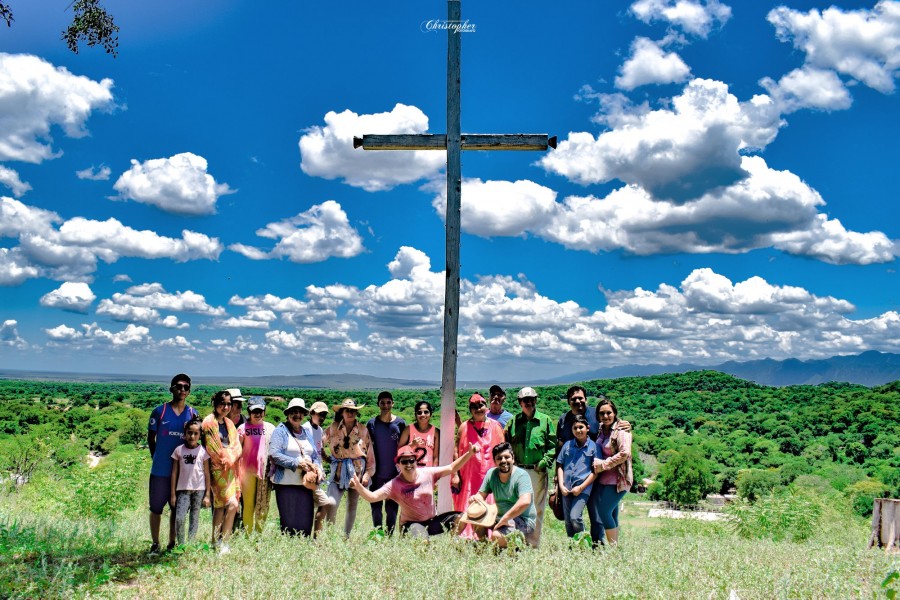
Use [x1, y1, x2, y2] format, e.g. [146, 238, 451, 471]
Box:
[1, 0, 119, 56]
[657, 448, 715, 506]
[735, 468, 782, 501]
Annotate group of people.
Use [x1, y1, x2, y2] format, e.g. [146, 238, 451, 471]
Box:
[147, 374, 633, 554]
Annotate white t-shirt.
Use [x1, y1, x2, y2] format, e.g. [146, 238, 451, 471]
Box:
[303, 421, 324, 461]
[171, 444, 209, 491]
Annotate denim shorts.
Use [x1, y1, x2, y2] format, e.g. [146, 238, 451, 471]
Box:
[495, 516, 535, 537]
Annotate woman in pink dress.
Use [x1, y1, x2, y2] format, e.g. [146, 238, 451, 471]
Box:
[451, 393, 505, 537]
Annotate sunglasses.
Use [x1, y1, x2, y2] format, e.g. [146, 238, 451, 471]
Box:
[286, 410, 305, 417]
[343, 435, 352, 449]
[219, 403, 232, 408]
[173, 384, 191, 391]
[416, 410, 431, 415]
[250, 409, 264, 415]
[469, 403, 486, 410]
[398, 458, 417, 466]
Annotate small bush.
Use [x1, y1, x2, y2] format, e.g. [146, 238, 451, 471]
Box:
[66, 450, 145, 520]
[724, 489, 823, 542]
[845, 479, 886, 518]
[736, 468, 783, 501]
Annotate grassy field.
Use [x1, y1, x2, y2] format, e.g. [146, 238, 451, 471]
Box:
[2, 486, 897, 600]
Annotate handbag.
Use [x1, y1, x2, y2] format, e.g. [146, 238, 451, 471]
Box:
[548, 477, 564, 521]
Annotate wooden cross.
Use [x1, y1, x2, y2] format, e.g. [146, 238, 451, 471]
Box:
[354, 0, 554, 512]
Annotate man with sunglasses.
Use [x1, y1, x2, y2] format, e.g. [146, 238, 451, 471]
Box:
[146, 373, 198, 555]
[365, 391, 406, 535]
[504, 386, 556, 548]
[349, 442, 479, 538]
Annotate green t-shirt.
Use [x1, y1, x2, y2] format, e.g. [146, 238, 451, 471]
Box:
[479, 466, 536, 528]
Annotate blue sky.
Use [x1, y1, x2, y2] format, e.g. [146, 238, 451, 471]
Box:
[0, 0, 898, 381]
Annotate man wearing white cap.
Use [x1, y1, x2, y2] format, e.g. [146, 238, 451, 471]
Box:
[225, 388, 246, 429]
[504, 386, 555, 548]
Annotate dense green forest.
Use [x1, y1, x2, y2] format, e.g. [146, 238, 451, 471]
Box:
[0, 371, 897, 514]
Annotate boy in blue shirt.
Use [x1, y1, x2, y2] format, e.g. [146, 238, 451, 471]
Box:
[147, 373, 198, 555]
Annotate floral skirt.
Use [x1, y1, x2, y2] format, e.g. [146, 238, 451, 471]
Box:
[210, 465, 239, 509]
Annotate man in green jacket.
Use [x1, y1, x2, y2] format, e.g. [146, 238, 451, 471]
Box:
[504, 386, 556, 548]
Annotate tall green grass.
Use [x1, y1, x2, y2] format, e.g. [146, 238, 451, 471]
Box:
[1, 493, 894, 599]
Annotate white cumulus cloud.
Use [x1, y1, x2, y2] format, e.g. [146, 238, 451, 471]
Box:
[434, 157, 896, 266]
[96, 299, 160, 323]
[615, 37, 691, 90]
[0, 319, 26, 347]
[541, 78, 783, 203]
[428, 178, 558, 238]
[40, 282, 96, 312]
[768, 1, 900, 94]
[630, 0, 732, 37]
[0, 166, 31, 197]
[229, 200, 365, 263]
[299, 104, 445, 191]
[75, 165, 111, 181]
[760, 67, 852, 113]
[45, 324, 82, 341]
[0, 197, 223, 285]
[0, 53, 114, 163]
[112, 152, 234, 215]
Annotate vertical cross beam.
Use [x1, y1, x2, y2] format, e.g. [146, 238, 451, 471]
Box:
[353, 0, 552, 513]
[437, 0, 462, 514]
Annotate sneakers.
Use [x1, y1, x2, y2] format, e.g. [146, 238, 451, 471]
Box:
[148, 542, 161, 556]
[218, 542, 231, 555]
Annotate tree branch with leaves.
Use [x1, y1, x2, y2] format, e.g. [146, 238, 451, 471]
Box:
[1, 0, 119, 56]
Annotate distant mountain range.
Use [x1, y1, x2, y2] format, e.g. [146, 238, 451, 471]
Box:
[1, 351, 898, 389]
[544, 350, 900, 387]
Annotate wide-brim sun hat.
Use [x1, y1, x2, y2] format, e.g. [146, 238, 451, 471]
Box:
[332, 398, 365, 413]
[309, 401, 329, 414]
[284, 398, 308, 415]
[459, 496, 498, 528]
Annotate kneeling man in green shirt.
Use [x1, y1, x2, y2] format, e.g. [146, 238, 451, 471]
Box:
[464, 442, 536, 549]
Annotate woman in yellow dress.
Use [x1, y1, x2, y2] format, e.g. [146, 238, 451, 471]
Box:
[201, 390, 242, 553]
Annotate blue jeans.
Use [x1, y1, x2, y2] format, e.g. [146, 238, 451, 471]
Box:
[562, 491, 590, 537]
[588, 484, 626, 543]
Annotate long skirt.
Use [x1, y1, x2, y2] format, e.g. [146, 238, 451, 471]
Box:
[273, 484, 314, 536]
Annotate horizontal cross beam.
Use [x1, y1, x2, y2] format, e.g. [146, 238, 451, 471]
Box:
[353, 133, 556, 151]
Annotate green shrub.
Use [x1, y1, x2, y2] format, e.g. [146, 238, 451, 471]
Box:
[657, 448, 715, 506]
[736, 468, 783, 501]
[845, 479, 886, 518]
[724, 489, 823, 542]
[65, 450, 145, 520]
